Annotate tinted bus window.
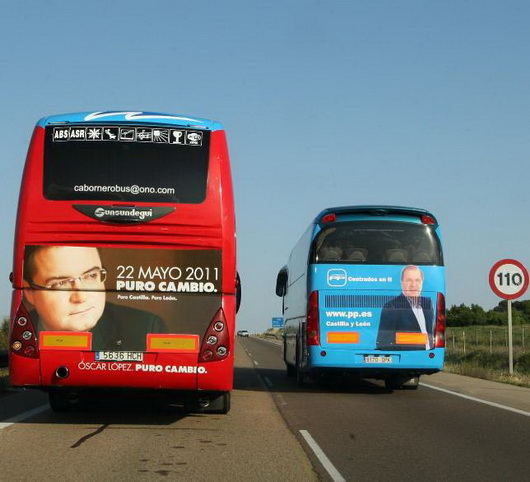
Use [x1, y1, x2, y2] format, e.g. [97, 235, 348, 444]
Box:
[312, 221, 443, 265]
[44, 126, 210, 203]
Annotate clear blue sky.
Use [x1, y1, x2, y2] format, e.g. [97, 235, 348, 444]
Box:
[1, 1, 529, 332]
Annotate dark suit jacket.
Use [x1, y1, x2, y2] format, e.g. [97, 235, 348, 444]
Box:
[33, 302, 166, 351]
[91, 303, 166, 351]
[376, 294, 434, 351]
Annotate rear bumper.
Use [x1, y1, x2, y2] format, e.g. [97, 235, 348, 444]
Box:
[306, 346, 444, 375]
[9, 350, 233, 391]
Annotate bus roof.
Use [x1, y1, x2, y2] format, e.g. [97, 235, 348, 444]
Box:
[314, 205, 439, 227]
[36, 111, 223, 131]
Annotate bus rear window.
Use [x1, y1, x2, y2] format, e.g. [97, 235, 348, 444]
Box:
[312, 221, 443, 265]
[43, 125, 210, 203]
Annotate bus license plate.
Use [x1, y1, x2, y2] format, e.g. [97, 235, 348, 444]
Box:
[95, 351, 144, 362]
[364, 355, 393, 364]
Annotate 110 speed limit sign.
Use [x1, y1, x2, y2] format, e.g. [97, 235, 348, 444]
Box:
[489, 259, 529, 300]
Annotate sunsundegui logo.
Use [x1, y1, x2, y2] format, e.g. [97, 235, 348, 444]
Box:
[74, 205, 175, 223]
[94, 207, 153, 220]
[327, 269, 347, 287]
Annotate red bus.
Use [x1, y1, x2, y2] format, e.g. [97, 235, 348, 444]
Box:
[9, 111, 238, 413]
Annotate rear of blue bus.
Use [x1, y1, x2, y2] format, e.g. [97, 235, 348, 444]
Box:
[306, 206, 445, 388]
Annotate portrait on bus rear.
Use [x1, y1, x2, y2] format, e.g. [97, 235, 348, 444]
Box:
[375, 265, 435, 350]
[22, 245, 222, 351]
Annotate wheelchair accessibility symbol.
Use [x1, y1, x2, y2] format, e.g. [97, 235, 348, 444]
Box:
[327, 269, 347, 287]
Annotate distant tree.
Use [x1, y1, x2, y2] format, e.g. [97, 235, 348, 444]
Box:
[492, 300, 530, 325]
[448, 304, 489, 326]
[0, 317, 8, 350]
[447, 304, 483, 327]
[484, 310, 504, 326]
[448, 299, 530, 327]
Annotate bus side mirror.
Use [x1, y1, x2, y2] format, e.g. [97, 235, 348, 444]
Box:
[276, 267, 288, 297]
[236, 272, 241, 314]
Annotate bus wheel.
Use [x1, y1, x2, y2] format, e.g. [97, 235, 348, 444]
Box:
[200, 392, 231, 414]
[286, 363, 296, 378]
[402, 376, 420, 390]
[296, 362, 309, 388]
[385, 376, 420, 390]
[49, 390, 79, 412]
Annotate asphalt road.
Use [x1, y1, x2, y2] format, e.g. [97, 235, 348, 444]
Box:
[240, 336, 530, 482]
[0, 342, 316, 482]
[1, 338, 529, 481]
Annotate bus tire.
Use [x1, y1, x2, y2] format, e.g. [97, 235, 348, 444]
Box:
[402, 376, 420, 390]
[286, 362, 296, 378]
[200, 392, 231, 414]
[295, 339, 307, 387]
[296, 365, 307, 387]
[49, 390, 79, 412]
[295, 352, 308, 387]
[385, 378, 401, 390]
[385, 376, 420, 390]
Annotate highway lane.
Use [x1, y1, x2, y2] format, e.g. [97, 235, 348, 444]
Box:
[0, 342, 316, 482]
[240, 336, 530, 482]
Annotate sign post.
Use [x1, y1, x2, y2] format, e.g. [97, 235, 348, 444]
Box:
[489, 259, 529, 375]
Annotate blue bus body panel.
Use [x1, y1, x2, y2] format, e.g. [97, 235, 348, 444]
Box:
[309, 264, 445, 371]
[37, 111, 223, 131]
[280, 204, 446, 378]
[308, 346, 444, 370]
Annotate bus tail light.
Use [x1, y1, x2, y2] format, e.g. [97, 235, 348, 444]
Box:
[199, 308, 230, 363]
[421, 214, 436, 225]
[321, 213, 336, 224]
[434, 292, 446, 348]
[10, 304, 39, 358]
[306, 291, 320, 346]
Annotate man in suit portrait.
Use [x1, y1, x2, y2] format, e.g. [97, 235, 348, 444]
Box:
[23, 245, 165, 351]
[376, 265, 433, 350]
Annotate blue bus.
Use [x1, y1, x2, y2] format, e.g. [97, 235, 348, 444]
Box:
[276, 206, 445, 390]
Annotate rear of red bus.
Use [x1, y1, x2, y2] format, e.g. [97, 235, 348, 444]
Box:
[9, 111, 236, 413]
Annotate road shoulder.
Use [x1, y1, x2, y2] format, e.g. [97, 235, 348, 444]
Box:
[232, 340, 319, 480]
[423, 371, 530, 413]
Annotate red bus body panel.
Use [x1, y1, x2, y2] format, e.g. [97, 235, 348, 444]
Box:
[10, 115, 236, 394]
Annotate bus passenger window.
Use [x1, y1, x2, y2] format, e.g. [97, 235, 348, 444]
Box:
[413, 251, 432, 264]
[318, 246, 343, 262]
[385, 249, 408, 264]
[345, 248, 368, 263]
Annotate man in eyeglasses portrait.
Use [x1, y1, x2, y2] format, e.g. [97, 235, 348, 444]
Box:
[23, 245, 165, 350]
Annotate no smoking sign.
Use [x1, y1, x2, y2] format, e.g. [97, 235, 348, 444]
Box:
[489, 259, 529, 300]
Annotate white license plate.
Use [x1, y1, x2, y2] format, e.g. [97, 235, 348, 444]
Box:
[95, 351, 144, 362]
[364, 355, 393, 364]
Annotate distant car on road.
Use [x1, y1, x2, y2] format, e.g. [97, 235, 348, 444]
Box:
[237, 330, 250, 337]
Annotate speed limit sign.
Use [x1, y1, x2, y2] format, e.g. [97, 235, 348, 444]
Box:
[489, 259, 529, 300]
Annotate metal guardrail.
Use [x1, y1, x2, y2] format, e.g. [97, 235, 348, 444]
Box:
[0, 350, 7, 368]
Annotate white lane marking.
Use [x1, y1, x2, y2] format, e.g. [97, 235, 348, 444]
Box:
[420, 383, 530, 417]
[0, 405, 49, 430]
[300, 430, 346, 482]
[263, 376, 273, 388]
[253, 360, 259, 366]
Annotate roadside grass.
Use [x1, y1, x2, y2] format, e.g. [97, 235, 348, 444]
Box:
[445, 325, 530, 388]
[444, 361, 530, 388]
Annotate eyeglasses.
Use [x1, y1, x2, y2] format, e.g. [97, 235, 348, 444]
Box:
[30, 268, 107, 291]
